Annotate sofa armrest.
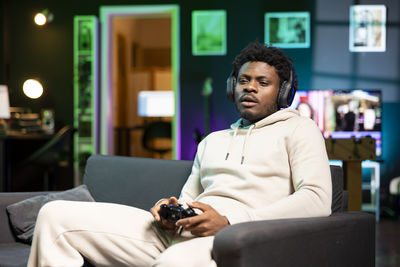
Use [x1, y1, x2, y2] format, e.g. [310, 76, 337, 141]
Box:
[0, 192, 48, 243]
[213, 212, 375, 267]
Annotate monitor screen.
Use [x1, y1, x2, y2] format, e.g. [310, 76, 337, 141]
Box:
[138, 91, 174, 117]
[0, 85, 10, 119]
[291, 89, 382, 157]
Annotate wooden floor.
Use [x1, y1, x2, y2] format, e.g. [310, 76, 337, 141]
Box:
[376, 218, 400, 267]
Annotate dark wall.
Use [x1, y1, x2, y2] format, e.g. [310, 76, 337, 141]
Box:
[1, 0, 399, 190]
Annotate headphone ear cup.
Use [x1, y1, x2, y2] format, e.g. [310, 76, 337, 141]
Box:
[277, 81, 291, 108]
[226, 75, 236, 102]
[277, 70, 296, 108]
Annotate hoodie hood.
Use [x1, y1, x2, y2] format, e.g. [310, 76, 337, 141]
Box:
[226, 108, 300, 164]
[230, 108, 300, 130]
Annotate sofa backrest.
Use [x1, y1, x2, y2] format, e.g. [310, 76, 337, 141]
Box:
[83, 155, 346, 213]
[83, 155, 193, 210]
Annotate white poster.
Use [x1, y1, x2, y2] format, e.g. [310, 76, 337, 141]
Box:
[0, 85, 10, 119]
[349, 5, 386, 52]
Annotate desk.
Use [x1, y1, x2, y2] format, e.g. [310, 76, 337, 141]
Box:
[325, 137, 376, 211]
[330, 159, 381, 221]
[0, 131, 53, 192]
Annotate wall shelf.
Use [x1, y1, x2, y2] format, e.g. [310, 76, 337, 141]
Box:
[73, 16, 99, 186]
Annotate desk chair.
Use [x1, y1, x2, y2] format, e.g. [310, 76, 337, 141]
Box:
[19, 125, 74, 191]
[142, 121, 172, 159]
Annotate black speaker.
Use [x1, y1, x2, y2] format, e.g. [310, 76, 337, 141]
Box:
[226, 68, 296, 108]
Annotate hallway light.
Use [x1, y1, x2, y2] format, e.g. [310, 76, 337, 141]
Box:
[23, 79, 44, 99]
[34, 9, 54, 26]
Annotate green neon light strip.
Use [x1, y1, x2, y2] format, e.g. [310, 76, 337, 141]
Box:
[192, 10, 227, 56]
[264, 12, 310, 49]
[73, 17, 79, 185]
[100, 5, 180, 159]
[171, 7, 181, 159]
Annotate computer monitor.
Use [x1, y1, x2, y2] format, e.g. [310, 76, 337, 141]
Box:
[291, 89, 382, 157]
[137, 91, 174, 117]
[0, 85, 10, 119]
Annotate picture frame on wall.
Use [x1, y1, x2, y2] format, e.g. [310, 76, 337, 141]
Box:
[192, 10, 227, 56]
[349, 5, 386, 52]
[264, 12, 310, 48]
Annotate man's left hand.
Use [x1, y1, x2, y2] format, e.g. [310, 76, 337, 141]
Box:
[176, 202, 229, 237]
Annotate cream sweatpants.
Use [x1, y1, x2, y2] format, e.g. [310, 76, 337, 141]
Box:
[27, 200, 217, 267]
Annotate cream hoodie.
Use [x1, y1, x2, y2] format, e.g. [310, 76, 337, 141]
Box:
[179, 108, 332, 224]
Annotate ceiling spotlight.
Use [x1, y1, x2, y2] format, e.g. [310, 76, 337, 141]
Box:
[23, 79, 44, 99]
[34, 9, 54, 26]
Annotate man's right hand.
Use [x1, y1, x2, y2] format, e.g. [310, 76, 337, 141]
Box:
[150, 196, 178, 230]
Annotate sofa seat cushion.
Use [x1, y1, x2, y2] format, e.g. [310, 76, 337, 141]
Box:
[0, 242, 30, 267]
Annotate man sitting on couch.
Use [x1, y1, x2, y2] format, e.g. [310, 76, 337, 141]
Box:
[27, 41, 332, 267]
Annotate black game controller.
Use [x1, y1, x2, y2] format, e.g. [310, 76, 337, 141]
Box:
[159, 204, 197, 222]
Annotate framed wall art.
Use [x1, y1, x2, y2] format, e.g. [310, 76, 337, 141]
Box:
[349, 5, 386, 52]
[192, 10, 227, 56]
[265, 12, 310, 48]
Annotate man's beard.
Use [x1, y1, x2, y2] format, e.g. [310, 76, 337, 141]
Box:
[234, 102, 278, 123]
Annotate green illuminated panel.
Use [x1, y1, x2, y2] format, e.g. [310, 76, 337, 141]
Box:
[192, 10, 227, 56]
[265, 12, 310, 49]
[73, 16, 98, 185]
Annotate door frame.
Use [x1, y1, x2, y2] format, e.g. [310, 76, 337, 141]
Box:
[99, 5, 180, 159]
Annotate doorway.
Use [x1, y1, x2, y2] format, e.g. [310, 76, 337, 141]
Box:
[100, 5, 180, 159]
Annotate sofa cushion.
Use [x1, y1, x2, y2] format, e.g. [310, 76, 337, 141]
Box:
[6, 185, 95, 244]
[83, 155, 193, 210]
[0, 242, 31, 267]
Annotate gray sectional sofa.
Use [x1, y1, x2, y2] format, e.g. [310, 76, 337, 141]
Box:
[0, 154, 375, 266]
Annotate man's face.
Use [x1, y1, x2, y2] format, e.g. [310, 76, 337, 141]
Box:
[234, 61, 280, 123]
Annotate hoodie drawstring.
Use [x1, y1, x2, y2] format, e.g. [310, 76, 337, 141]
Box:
[241, 124, 255, 164]
[225, 126, 239, 161]
[225, 124, 255, 164]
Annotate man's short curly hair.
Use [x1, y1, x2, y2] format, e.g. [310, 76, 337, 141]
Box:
[232, 41, 298, 90]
